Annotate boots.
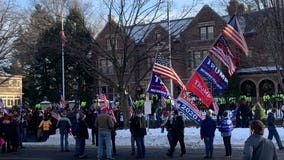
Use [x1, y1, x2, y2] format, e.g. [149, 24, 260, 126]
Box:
[209, 151, 213, 159]
[204, 151, 209, 159]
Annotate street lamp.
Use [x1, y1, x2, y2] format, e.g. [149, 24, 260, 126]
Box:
[73, 80, 78, 103]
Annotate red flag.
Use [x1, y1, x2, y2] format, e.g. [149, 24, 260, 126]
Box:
[212, 102, 219, 115]
[186, 72, 213, 107]
[222, 15, 248, 56]
[153, 53, 186, 90]
[128, 96, 134, 117]
[60, 31, 67, 45]
[209, 36, 238, 76]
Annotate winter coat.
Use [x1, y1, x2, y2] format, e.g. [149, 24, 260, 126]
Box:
[76, 119, 89, 139]
[200, 116, 216, 138]
[171, 115, 184, 137]
[219, 117, 233, 137]
[132, 115, 147, 137]
[56, 116, 71, 135]
[267, 112, 275, 127]
[94, 113, 114, 132]
[243, 134, 278, 160]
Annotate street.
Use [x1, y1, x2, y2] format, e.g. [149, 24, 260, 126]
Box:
[1, 144, 284, 160]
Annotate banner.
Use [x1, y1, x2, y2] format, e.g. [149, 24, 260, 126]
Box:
[197, 56, 228, 93]
[146, 72, 170, 98]
[177, 90, 203, 125]
[186, 72, 213, 107]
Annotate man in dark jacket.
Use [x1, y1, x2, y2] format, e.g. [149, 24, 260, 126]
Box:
[56, 110, 71, 152]
[267, 108, 284, 150]
[167, 110, 186, 157]
[243, 120, 278, 160]
[200, 109, 216, 159]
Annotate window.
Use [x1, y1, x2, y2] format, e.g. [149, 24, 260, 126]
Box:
[155, 31, 161, 42]
[100, 59, 113, 74]
[193, 51, 201, 67]
[200, 26, 214, 40]
[106, 35, 117, 50]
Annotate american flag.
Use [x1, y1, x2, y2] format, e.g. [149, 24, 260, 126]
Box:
[153, 53, 186, 90]
[222, 15, 248, 56]
[60, 95, 65, 108]
[209, 36, 238, 76]
[128, 96, 134, 117]
[108, 102, 117, 123]
[100, 93, 109, 108]
[161, 97, 167, 108]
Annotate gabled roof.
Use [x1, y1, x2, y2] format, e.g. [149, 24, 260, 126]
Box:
[125, 17, 193, 43]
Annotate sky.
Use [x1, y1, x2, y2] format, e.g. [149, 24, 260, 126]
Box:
[24, 127, 284, 148]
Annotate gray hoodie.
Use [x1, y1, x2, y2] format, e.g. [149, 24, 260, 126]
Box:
[243, 134, 278, 160]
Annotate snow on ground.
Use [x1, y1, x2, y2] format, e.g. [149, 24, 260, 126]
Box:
[24, 127, 284, 149]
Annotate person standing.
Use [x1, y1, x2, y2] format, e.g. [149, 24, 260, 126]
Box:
[200, 109, 216, 159]
[95, 107, 114, 160]
[128, 112, 136, 155]
[219, 111, 234, 158]
[167, 110, 186, 157]
[19, 115, 28, 149]
[56, 110, 71, 152]
[267, 108, 284, 150]
[132, 109, 147, 159]
[74, 112, 89, 159]
[243, 120, 278, 160]
[38, 115, 52, 141]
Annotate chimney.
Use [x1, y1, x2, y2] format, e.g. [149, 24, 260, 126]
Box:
[227, 0, 239, 17]
[108, 15, 115, 22]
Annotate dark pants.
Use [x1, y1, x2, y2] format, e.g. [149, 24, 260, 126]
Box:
[223, 136, 232, 156]
[169, 134, 185, 155]
[268, 126, 284, 149]
[78, 137, 86, 156]
[91, 128, 98, 146]
[135, 136, 145, 158]
[204, 136, 214, 157]
[111, 131, 116, 154]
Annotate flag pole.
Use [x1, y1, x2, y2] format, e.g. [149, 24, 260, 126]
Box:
[61, 9, 65, 99]
[167, 0, 174, 96]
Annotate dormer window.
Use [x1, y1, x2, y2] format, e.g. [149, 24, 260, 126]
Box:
[200, 26, 214, 40]
[106, 34, 117, 50]
[155, 31, 161, 42]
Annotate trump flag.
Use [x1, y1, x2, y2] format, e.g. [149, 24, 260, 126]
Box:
[186, 72, 213, 107]
[197, 56, 228, 93]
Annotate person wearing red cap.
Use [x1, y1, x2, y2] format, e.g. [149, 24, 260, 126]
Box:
[95, 107, 114, 160]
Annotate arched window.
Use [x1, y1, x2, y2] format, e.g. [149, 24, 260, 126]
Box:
[259, 79, 274, 97]
[241, 80, 256, 97]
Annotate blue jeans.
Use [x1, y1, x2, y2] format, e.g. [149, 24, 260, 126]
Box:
[268, 126, 283, 149]
[97, 131, 112, 159]
[19, 128, 27, 147]
[135, 136, 145, 158]
[204, 136, 214, 156]
[60, 133, 69, 151]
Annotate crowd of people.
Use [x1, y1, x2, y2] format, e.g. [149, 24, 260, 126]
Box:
[0, 98, 284, 160]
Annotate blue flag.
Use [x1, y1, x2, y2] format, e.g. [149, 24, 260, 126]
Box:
[146, 72, 170, 98]
[197, 56, 228, 93]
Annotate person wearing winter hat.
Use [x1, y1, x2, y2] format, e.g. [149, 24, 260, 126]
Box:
[167, 110, 186, 157]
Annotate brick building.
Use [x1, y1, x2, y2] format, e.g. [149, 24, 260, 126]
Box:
[95, 0, 283, 103]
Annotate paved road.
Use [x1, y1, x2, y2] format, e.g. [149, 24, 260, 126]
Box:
[1, 144, 284, 160]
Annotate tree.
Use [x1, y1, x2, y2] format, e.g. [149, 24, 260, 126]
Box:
[0, 0, 22, 80]
[14, 1, 97, 106]
[70, 0, 197, 127]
